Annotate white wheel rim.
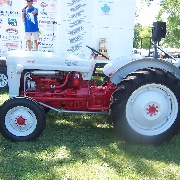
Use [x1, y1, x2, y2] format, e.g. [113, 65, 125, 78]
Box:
[5, 106, 37, 136]
[0, 73, 8, 87]
[126, 84, 178, 136]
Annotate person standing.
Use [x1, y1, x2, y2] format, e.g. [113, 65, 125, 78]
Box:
[22, 0, 39, 51]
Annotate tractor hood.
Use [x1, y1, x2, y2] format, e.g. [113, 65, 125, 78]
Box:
[6, 50, 94, 73]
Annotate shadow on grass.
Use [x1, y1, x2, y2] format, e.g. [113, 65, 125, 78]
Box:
[0, 110, 180, 179]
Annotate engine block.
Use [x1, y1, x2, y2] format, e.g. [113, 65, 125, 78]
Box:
[21, 70, 115, 111]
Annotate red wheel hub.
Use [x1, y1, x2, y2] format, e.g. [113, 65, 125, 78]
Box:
[146, 104, 158, 116]
[16, 116, 26, 125]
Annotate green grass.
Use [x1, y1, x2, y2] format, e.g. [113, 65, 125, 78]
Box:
[0, 90, 180, 179]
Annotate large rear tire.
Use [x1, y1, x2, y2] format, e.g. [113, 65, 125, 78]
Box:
[0, 97, 46, 141]
[110, 68, 180, 144]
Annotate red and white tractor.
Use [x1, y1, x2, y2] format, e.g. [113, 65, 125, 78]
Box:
[0, 45, 180, 145]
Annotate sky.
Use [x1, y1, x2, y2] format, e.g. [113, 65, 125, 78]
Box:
[135, 0, 163, 26]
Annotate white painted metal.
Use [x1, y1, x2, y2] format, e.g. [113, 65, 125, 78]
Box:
[103, 53, 143, 76]
[7, 50, 94, 73]
[126, 84, 178, 136]
[5, 106, 37, 137]
[110, 58, 180, 85]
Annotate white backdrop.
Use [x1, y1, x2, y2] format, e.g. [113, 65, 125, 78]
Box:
[0, 0, 136, 59]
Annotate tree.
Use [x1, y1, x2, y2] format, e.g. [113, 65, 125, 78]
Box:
[156, 0, 180, 47]
[134, 24, 152, 49]
[134, 23, 142, 48]
[134, 0, 156, 49]
[135, 0, 180, 48]
[139, 26, 152, 49]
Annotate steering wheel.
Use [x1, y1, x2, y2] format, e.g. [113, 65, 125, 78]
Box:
[86, 45, 109, 60]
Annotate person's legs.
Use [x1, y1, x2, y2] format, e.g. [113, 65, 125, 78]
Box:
[32, 32, 39, 51]
[34, 40, 38, 51]
[24, 32, 32, 51]
[27, 40, 32, 51]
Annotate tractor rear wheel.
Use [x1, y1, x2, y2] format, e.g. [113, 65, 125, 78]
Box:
[0, 97, 46, 141]
[110, 68, 180, 144]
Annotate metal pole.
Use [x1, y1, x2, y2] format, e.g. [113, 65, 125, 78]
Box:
[153, 40, 158, 59]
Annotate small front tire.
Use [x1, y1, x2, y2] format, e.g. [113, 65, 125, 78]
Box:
[0, 97, 46, 141]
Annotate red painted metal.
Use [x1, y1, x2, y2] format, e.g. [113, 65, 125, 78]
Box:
[21, 71, 116, 111]
[16, 116, 26, 125]
[146, 104, 158, 116]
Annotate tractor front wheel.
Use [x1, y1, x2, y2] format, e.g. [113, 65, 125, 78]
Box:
[0, 97, 46, 141]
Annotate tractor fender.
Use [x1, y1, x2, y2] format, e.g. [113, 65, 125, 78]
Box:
[110, 58, 180, 85]
[103, 53, 144, 76]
